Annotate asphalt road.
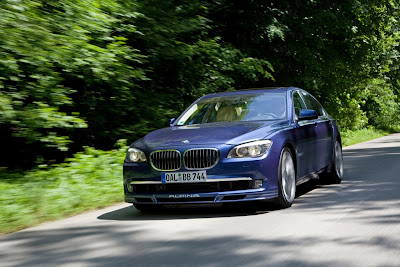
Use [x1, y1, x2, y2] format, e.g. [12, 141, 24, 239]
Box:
[1, 134, 400, 267]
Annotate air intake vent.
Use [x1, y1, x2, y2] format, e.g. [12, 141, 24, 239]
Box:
[150, 150, 181, 171]
[184, 148, 219, 169]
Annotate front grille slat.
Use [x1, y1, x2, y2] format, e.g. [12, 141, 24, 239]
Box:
[192, 150, 195, 169]
[200, 149, 203, 169]
[166, 151, 170, 170]
[162, 151, 165, 170]
[184, 148, 218, 170]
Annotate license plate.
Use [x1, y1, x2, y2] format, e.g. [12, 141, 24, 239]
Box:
[162, 171, 207, 183]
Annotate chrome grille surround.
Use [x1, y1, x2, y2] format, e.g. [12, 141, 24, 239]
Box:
[183, 148, 219, 170]
[150, 150, 181, 171]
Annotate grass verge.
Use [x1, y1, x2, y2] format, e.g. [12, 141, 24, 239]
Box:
[0, 145, 127, 234]
[341, 127, 392, 147]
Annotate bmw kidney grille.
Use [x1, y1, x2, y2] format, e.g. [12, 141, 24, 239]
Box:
[184, 148, 219, 169]
[150, 150, 181, 171]
[150, 149, 219, 171]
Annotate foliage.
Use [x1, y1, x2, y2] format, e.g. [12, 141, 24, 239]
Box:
[324, 93, 369, 131]
[205, 0, 400, 130]
[0, 0, 145, 167]
[0, 0, 399, 165]
[359, 79, 400, 130]
[1, 0, 277, 167]
[0, 141, 127, 234]
[122, 0, 275, 137]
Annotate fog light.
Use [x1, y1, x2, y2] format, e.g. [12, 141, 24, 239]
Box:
[253, 180, 263, 189]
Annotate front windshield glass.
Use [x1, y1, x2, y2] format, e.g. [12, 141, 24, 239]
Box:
[176, 92, 287, 125]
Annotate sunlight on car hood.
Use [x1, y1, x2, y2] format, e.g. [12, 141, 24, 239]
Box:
[133, 120, 289, 148]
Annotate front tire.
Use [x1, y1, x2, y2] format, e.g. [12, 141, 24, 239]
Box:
[275, 147, 296, 208]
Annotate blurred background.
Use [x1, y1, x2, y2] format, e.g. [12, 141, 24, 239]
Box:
[1, 0, 400, 169]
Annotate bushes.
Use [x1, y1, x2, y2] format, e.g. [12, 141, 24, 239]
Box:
[360, 79, 400, 130]
[324, 94, 369, 131]
[324, 79, 400, 132]
[0, 142, 127, 233]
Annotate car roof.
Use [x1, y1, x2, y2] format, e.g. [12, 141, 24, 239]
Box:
[200, 87, 298, 99]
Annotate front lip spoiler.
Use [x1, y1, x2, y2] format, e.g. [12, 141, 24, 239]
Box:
[125, 189, 278, 204]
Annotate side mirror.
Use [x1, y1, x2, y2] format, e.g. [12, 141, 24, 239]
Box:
[298, 109, 318, 121]
[164, 118, 176, 127]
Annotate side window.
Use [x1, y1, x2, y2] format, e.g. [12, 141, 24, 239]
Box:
[300, 91, 324, 116]
[293, 91, 306, 117]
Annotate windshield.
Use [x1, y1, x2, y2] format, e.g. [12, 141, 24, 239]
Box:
[176, 92, 287, 125]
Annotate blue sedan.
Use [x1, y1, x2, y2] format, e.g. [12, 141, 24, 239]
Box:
[123, 87, 343, 211]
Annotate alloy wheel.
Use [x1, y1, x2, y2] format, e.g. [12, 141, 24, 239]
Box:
[281, 150, 296, 203]
[335, 141, 344, 179]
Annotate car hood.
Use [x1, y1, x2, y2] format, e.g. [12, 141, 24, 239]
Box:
[132, 120, 290, 149]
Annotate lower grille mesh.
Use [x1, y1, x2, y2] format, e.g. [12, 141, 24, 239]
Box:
[132, 181, 252, 194]
[157, 197, 216, 203]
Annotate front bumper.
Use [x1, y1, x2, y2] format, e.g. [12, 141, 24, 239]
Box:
[125, 190, 278, 205]
[124, 177, 278, 205]
[123, 145, 281, 205]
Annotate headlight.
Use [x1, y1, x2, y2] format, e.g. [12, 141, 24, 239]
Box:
[227, 140, 272, 158]
[125, 148, 147, 163]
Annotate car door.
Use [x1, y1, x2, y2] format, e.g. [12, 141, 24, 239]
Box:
[292, 90, 319, 178]
[300, 90, 333, 171]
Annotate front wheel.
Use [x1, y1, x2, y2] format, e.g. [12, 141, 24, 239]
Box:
[274, 147, 296, 208]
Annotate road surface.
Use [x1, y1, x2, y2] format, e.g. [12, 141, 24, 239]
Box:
[1, 134, 400, 266]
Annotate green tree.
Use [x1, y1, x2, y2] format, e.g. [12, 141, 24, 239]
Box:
[2, 0, 399, 168]
[205, 0, 400, 130]
[120, 0, 274, 136]
[0, 0, 146, 167]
